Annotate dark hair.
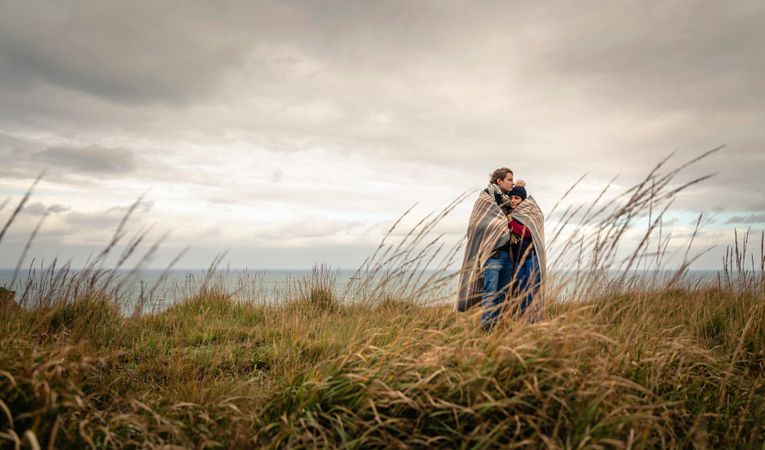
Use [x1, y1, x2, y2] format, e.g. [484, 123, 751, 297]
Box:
[489, 167, 513, 185]
[508, 181, 527, 200]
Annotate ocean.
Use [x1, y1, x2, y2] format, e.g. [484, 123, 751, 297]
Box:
[0, 268, 364, 312]
[0, 268, 723, 314]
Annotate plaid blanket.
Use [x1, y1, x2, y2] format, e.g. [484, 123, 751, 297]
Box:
[509, 196, 546, 280]
[455, 190, 511, 312]
[509, 196, 546, 320]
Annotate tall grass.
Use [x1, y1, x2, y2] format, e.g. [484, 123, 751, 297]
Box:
[1, 150, 764, 448]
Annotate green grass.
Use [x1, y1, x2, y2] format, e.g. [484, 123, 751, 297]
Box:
[1, 283, 764, 449]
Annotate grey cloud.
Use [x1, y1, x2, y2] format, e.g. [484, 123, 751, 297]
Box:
[33, 145, 136, 174]
[0, 0, 763, 271]
[528, 2, 765, 113]
[2, 1, 761, 169]
[141, 201, 155, 214]
[1, 133, 187, 187]
[65, 211, 122, 229]
[660, 217, 680, 227]
[0, 0, 418, 106]
[106, 200, 154, 215]
[64, 203, 151, 232]
[0, 132, 47, 179]
[23, 201, 69, 216]
[48, 204, 70, 214]
[0, 1, 261, 104]
[725, 213, 765, 224]
[1, 135, 161, 193]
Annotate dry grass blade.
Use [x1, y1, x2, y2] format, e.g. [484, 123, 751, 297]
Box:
[547, 172, 587, 219]
[0, 171, 44, 246]
[8, 211, 48, 289]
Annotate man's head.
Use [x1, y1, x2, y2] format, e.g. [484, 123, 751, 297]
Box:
[489, 167, 514, 192]
[508, 180, 527, 209]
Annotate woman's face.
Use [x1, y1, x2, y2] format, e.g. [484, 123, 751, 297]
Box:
[510, 195, 523, 209]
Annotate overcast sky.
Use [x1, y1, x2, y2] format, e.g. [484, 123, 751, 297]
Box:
[1, 0, 763, 270]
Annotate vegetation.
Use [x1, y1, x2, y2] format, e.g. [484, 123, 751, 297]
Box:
[1, 151, 763, 448]
[1, 276, 764, 448]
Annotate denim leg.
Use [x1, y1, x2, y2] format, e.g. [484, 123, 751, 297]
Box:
[498, 255, 515, 300]
[481, 252, 514, 331]
[480, 257, 502, 330]
[517, 253, 540, 317]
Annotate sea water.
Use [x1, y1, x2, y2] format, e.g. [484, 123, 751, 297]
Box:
[0, 268, 722, 314]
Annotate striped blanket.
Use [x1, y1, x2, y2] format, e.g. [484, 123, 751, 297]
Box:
[509, 196, 546, 320]
[455, 190, 511, 312]
[509, 196, 546, 280]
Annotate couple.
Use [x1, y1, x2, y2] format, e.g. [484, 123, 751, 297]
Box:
[455, 167, 546, 330]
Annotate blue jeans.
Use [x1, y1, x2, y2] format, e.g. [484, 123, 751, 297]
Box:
[515, 253, 540, 319]
[481, 250, 514, 331]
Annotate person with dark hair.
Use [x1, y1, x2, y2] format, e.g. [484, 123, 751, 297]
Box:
[506, 180, 546, 322]
[456, 167, 516, 331]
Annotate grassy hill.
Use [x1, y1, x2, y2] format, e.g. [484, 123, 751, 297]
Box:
[1, 275, 763, 448]
[2, 152, 763, 448]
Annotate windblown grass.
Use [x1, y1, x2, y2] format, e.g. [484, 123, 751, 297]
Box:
[1, 281, 763, 448]
[1, 150, 764, 448]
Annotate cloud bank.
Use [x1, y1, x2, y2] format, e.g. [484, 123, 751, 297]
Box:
[1, 0, 763, 269]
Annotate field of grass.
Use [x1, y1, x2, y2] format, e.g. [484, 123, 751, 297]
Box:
[1, 275, 764, 448]
[2, 152, 764, 448]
